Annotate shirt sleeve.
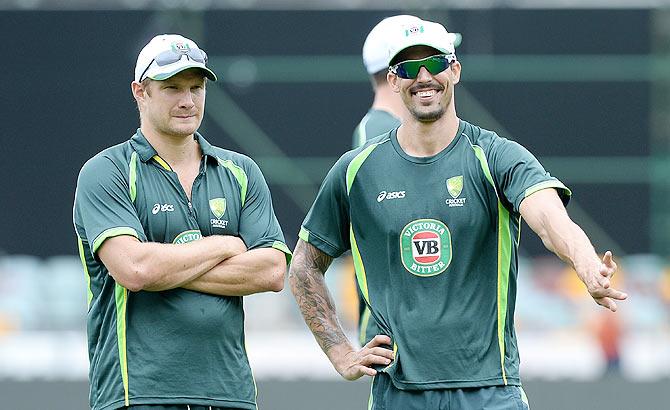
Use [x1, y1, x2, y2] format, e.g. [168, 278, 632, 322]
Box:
[73, 154, 146, 255]
[488, 137, 571, 213]
[299, 154, 351, 258]
[237, 159, 291, 261]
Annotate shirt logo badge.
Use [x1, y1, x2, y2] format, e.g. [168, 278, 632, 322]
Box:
[173, 229, 202, 244]
[152, 203, 175, 214]
[209, 197, 229, 229]
[399, 219, 452, 277]
[377, 190, 406, 202]
[209, 198, 226, 219]
[446, 175, 466, 207]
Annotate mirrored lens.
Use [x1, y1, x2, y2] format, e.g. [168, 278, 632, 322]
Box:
[392, 55, 453, 79]
[154, 48, 207, 66]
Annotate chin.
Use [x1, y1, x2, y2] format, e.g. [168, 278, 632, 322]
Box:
[411, 108, 445, 122]
[171, 123, 200, 136]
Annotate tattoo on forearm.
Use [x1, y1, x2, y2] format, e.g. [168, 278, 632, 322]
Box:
[289, 241, 348, 353]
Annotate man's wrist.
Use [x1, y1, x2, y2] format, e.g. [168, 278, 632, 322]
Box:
[326, 341, 355, 367]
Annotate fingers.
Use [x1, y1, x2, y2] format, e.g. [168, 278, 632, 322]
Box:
[600, 251, 617, 277]
[602, 251, 613, 265]
[356, 365, 377, 377]
[596, 297, 617, 312]
[361, 352, 393, 367]
[366, 334, 392, 348]
[590, 284, 628, 300]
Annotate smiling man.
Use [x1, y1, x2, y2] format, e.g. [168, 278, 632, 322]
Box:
[288, 17, 627, 410]
[73, 34, 290, 410]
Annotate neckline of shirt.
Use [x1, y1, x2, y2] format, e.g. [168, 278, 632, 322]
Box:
[390, 119, 465, 164]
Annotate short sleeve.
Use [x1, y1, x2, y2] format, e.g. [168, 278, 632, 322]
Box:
[488, 137, 571, 213]
[300, 155, 351, 258]
[237, 159, 291, 261]
[73, 155, 146, 254]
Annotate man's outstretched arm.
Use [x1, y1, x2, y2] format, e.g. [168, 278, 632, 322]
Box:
[520, 188, 628, 311]
[288, 239, 393, 380]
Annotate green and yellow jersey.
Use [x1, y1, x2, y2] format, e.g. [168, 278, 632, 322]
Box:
[303, 120, 569, 389]
[73, 130, 290, 410]
[352, 108, 401, 148]
[352, 108, 401, 346]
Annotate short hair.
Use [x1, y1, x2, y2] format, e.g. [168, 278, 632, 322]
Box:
[372, 70, 388, 88]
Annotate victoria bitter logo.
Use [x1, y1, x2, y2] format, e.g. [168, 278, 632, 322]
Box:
[400, 218, 452, 277]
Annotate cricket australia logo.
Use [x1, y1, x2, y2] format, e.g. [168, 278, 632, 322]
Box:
[173, 229, 202, 244]
[171, 42, 191, 54]
[446, 175, 466, 207]
[209, 197, 229, 229]
[400, 219, 452, 277]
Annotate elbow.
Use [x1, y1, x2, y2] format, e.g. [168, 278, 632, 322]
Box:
[268, 267, 286, 293]
[111, 263, 154, 292]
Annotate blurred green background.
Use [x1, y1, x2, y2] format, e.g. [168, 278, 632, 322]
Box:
[0, 2, 668, 409]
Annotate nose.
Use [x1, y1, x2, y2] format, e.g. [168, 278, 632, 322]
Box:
[178, 89, 195, 109]
[415, 66, 433, 82]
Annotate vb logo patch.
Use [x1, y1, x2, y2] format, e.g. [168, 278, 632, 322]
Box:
[400, 219, 452, 277]
[209, 197, 229, 229]
[173, 229, 202, 244]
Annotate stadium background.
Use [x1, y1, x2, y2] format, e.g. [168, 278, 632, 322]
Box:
[0, 1, 669, 409]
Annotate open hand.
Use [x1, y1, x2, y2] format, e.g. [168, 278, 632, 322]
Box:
[583, 251, 628, 312]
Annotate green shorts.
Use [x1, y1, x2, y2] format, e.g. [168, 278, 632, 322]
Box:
[369, 373, 530, 410]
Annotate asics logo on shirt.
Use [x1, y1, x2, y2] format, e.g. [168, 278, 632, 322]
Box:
[151, 203, 175, 214]
[377, 190, 406, 202]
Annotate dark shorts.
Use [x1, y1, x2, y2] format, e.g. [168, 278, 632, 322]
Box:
[127, 405, 245, 410]
[369, 373, 530, 410]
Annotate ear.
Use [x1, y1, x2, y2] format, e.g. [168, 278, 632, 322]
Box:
[387, 71, 401, 93]
[131, 81, 148, 105]
[450, 61, 462, 85]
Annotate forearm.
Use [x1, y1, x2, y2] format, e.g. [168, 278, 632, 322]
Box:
[182, 247, 286, 296]
[535, 213, 600, 281]
[521, 189, 601, 282]
[522, 189, 627, 311]
[288, 240, 354, 361]
[100, 234, 244, 292]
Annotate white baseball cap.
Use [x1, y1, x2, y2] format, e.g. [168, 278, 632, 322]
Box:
[363, 15, 424, 75]
[134, 34, 217, 83]
[386, 19, 459, 66]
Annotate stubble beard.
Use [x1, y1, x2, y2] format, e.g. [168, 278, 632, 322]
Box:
[406, 84, 451, 123]
[410, 105, 446, 122]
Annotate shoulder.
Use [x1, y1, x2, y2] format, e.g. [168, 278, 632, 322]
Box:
[210, 147, 261, 173]
[78, 141, 133, 183]
[343, 133, 391, 168]
[460, 120, 522, 155]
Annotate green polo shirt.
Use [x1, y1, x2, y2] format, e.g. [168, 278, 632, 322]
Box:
[73, 130, 290, 410]
[352, 109, 401, 346]
[302, 120, 570, 390]
[352, 108, 401, 148]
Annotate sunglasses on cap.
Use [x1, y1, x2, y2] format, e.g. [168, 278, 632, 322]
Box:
[139, 47, 209, 82]
[389, 54, 456, 79]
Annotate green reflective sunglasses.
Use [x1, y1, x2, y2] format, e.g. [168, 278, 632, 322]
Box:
[390, 54, 456, 79]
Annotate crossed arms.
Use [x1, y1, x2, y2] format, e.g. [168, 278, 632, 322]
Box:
[98, 234, 286, 296]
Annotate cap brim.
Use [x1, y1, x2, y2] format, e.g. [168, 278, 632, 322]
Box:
[149, 64, 218, 82]
[389, 43, 454, 66]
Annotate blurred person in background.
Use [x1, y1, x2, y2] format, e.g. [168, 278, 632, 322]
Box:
[351, 15, 411, 149]
[289, 17, 627, 410]
[73, 34, 290, 410]
[351, 14, 411, 349]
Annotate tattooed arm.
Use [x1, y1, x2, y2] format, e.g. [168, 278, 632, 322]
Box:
[288, 239, 394, 380]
